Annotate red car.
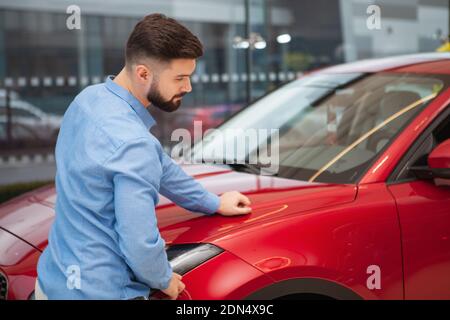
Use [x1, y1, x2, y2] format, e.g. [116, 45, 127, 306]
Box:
[1, 53, 450, 300]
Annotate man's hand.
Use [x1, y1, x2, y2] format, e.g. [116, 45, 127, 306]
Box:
[217, 191, 252, 216]
[161, 272, 185, 300]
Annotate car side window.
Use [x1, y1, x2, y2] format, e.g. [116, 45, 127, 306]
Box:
[434, 112, 450, 144]
[392, 108, 450, 182]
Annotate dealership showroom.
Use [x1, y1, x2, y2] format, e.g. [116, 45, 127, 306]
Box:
[0, 0, 450, 305]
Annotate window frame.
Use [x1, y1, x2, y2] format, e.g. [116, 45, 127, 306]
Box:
[387, 105, 450, 185]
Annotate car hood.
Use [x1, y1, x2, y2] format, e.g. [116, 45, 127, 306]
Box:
[0, 165, 357, 249]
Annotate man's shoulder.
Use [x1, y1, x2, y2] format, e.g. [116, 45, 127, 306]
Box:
[74, 83, 122, 116]
[74, 83, 153, 143]
[63, 83, 160, 163]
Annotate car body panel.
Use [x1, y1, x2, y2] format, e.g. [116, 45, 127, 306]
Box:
[0, 169, 357, 250]
[171, 251, 274, 300]
[393, 60, 450, 75]
[0, 229, 40, 300]
[388, 181, 450, 299]
[319, 53, 450, 74]
[209, 183, 404, 300]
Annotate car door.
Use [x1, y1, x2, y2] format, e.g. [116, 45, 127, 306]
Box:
[387, 107, 450, 299]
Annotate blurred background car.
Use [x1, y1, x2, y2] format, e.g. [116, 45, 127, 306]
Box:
[0, 89, 61, 146]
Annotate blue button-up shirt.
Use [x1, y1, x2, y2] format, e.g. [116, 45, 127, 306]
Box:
[37, 76, 220, 299]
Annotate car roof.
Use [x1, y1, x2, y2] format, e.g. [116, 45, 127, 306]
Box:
[319, 52, 450, 74]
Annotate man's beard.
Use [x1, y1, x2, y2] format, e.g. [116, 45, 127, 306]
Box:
[147, 81, 185, 113]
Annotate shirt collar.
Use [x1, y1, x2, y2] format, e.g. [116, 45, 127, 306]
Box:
[105, 75, 156, 130]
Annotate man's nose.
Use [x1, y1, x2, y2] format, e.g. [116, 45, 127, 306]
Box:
[183, 78, 192, 93]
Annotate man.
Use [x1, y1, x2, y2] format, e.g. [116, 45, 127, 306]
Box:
[36, 13, 251, 300]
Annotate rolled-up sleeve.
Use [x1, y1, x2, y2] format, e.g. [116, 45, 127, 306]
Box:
[159, 152, 220, 215]
[105, 137, 173, 290]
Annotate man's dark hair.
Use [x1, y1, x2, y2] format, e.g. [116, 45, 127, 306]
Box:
[125, 13, 203, 66]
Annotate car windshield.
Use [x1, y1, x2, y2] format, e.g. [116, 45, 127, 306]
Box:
[193, 72, 448, 184]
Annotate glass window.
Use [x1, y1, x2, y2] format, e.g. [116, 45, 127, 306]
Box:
[197, 72, 449, 184]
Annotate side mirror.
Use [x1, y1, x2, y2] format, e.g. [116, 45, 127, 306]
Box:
[410, 138, 450, 185]
[428, 138, 450, 181]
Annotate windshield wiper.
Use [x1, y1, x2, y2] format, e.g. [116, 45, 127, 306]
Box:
[202, 158, 277, 176]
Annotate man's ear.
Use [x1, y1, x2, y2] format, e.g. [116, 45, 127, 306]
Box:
[135, 64, 153, 85]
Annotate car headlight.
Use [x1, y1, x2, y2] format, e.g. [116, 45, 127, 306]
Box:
[166, 243, 224, 275]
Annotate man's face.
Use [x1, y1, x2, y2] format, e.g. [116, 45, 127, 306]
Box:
[147, 59, 195, 112]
